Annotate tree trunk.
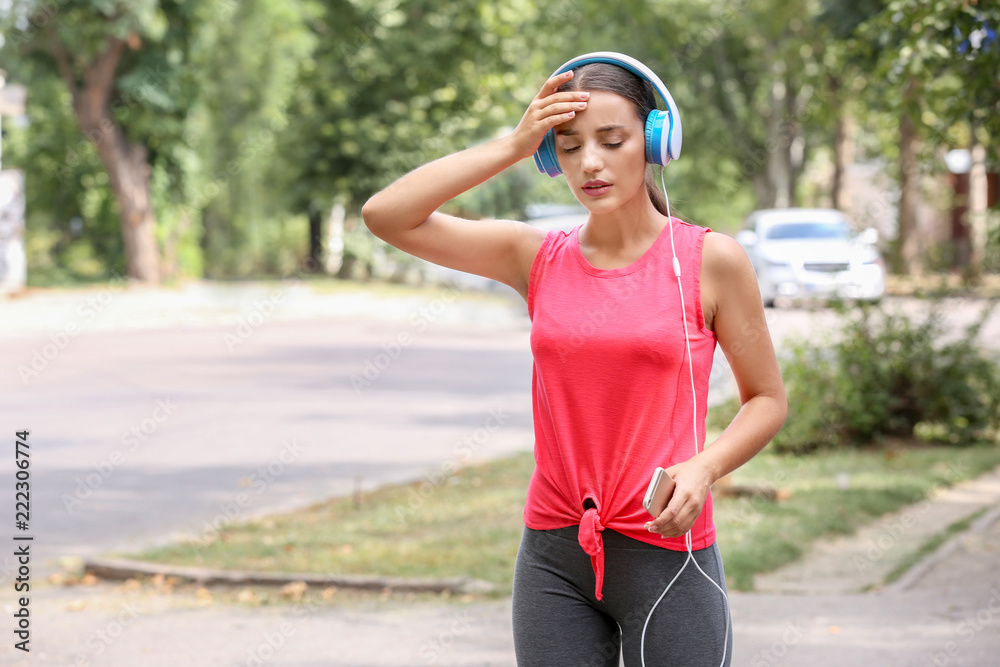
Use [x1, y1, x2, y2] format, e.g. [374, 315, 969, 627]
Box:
[753, 171, 777, 209]
[829, 74, 855, 212]
[50, 32, 160, 283]
[308, 208, 323, 273]
[967, 136, 989, 281]
[767, 78, 792, 209]
[93, 125, 160, 283]
[780, 77, 805, 206]
[897, 108, 921, 275]
[949, 170, 971, 271]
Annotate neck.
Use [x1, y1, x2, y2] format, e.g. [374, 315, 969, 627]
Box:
[582, 189, 667, 251]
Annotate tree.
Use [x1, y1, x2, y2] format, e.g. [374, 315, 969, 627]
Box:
[859, 0, 1000, 275]
[2, 0, 202, 283]
[818, 0, 888, 211]
[279, 0, 562, 274]
[182, 0, 317, 277]
[0, 57, 125, 281]
[632, 0, 829, 212]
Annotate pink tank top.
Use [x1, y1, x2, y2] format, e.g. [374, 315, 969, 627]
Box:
[525, 217, 717, 601]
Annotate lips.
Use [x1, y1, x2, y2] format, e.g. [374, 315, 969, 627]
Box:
[582, 180, 612, 197]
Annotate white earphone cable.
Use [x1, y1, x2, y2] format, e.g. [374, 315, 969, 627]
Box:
[640, 167, 730, 667]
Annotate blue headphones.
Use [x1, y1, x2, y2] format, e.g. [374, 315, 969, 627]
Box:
[532, 51, 682, 178]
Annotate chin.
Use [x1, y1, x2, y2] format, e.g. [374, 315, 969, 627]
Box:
[577, 195, 625, 217]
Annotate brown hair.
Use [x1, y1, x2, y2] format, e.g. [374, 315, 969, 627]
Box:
[557, 62, 670, 217]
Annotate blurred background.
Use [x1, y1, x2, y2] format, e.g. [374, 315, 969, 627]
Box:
[0, 0, 997, 292]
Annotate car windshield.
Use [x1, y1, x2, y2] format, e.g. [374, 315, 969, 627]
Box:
[765, 221, 850, 240]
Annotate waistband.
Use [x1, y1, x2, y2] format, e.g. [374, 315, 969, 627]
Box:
[544, 524, 663, 550]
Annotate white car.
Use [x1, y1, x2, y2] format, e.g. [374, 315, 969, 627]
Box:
[735, 208, 886, 307]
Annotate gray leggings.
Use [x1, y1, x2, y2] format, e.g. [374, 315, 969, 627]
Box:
[512, 525, 732, 667]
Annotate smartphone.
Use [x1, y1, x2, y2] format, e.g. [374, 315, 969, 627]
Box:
[642, 467, 675, 518]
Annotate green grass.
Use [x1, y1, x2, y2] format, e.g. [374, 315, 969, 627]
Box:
[122, 442, 1000, 596]
[124, 453, 535, 597]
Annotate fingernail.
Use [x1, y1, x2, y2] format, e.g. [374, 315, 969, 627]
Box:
[580, 92, 590, 99]
[577, 102, 587, 108]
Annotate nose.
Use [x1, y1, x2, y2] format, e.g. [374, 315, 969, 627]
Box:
[581, 141, 603, 173]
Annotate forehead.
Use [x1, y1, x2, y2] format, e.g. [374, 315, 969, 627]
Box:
[556, 91, 641, 136]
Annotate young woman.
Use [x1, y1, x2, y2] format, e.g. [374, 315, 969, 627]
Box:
[363, 54, 786, 667]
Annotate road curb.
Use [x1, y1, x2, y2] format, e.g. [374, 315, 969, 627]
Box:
[885, 500, 1000, 593]
[82, 557, 495, 596]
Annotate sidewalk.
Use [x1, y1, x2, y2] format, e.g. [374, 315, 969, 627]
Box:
[731, 465, 1000, 666]
[754, 465, 1000, 595]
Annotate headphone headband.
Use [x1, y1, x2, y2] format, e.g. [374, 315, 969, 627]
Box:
[532, 51, 682, 176]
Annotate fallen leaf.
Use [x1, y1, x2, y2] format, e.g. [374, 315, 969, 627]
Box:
[280, 581, 308, 601]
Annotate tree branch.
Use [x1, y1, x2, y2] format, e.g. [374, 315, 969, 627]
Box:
[85, 36, 126, 116]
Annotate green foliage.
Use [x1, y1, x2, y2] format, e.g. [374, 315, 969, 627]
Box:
[1, 0, 207, 281]
[774, 300, 1000, 452]
[281, 0, 549, 210]
[184, 0, 317, 277]
[855, 0, 1000, 164]
[338, 224, 378, 279]
[0, 66, 125, 284]
[3, 0, 995, 282]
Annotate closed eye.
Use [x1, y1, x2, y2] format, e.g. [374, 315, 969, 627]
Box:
[561, 142, 623, 154]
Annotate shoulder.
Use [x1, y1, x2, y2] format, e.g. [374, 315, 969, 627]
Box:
[514, 219, 549, 246]
[700, 231, 757, 331]
[507, 221, 549, 300]
[702, 231, 754, 280]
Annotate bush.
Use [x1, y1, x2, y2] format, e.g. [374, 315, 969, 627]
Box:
[772, 299, 1000, 453]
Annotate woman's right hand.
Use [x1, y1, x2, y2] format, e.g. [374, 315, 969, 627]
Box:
[508, 70, 590, 160]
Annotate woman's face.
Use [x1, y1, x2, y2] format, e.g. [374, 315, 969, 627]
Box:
[554, 90, 648, 216]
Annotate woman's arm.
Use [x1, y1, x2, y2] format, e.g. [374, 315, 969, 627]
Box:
[646, 231, 788, 538]
[362, 71, 590, 300]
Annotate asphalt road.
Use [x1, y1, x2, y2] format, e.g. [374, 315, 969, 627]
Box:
[1, 309, 535, 574]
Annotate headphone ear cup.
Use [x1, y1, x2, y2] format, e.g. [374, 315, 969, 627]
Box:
[533, 130, 563, 177]
[644, 109, 671, 166]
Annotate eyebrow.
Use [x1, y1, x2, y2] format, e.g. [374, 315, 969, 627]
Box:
[556, 124, 626, 136]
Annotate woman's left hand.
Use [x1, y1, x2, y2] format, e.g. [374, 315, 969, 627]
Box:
[644, 459, 715, 538]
